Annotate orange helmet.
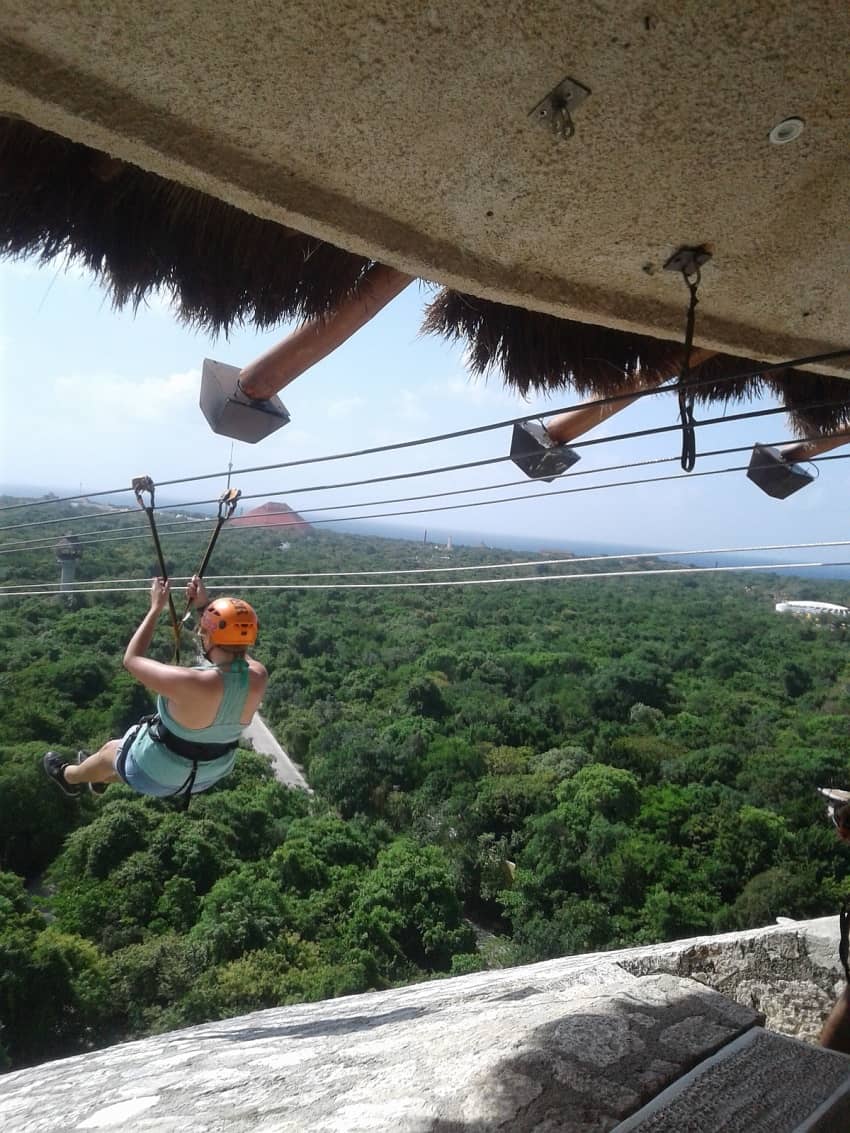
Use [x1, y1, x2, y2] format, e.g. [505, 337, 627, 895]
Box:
[200, 597, 258, 646]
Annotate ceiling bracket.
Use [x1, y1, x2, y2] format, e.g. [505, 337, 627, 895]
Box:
[529, 77, 591, 140]
[663, 245, 712, 279]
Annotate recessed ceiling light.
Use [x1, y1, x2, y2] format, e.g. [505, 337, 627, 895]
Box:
[769, 117, 805, 145]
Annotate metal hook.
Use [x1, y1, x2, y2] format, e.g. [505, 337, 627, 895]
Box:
[529, 77, 590, 142]
[218, 487, 241, 522]
[552, 102, 575, 140]
[131, 475, 155, 510]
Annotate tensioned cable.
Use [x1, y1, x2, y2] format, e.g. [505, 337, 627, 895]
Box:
[223, 444, 847, 518]
[3, 383, 849, 538]
[0, 519, 210, 555]
[270, 453, 848, 527]
[0, 504, 181, 535]
[5, 557, 850, 599]
[5, 538, 850, 593]
[0, 435, 773, 543]
[4, 449, 850, 558]
[2, 346, 848, 515]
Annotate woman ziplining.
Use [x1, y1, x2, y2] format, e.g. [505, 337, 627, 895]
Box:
[43, 574, 267, 803]
[42, 475, 266, 804]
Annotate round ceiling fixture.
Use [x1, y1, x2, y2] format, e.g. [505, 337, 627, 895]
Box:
[769, 117, 805, 145]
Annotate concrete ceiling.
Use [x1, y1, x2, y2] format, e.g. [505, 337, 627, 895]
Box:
[1, 1, 848, 374]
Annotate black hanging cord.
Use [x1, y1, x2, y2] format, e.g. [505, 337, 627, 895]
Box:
[840, 904, 850, 984]
[677, 268, 701, 472]
[132, 476, 182, 662]
[178, 487, 241, 626]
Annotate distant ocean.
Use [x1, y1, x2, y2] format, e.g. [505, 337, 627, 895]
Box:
[4, 484, 848, 584]
[316, 518, 850, 582]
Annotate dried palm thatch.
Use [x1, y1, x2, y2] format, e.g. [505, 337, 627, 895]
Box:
[763, 371, 850, 438]
[3, 117, 847, 434]
[0, 117, 371, 333]
[422, 289, 850, 436]
[685, 356, 850, 436]
[421, 287, 681, 397]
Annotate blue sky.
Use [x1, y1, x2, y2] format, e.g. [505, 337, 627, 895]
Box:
[1, 255, 847, 561]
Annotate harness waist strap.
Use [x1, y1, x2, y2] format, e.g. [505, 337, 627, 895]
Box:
[149, 716, 237, 763]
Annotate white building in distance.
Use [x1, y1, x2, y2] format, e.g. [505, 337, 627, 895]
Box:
[775, 600, 850, 619]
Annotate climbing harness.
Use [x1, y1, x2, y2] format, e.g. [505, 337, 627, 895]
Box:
[126, 712, 237, 811]
[131, 476, 241, 662]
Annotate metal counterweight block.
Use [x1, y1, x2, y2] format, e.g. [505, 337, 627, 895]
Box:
[746, 443, 814, 499]
[200, 358, 291, 443]
[510, 420, 581, 482]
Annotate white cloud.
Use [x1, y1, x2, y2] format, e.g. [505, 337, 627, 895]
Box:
[1, 254, 96, 286]
[392, 389, 430, 423]
[434, 374, 524, 409]
[53, 368, 200, 425]
[326, 396, 365, 418]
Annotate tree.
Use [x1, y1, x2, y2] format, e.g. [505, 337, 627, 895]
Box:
[348, 840, 474, 979]
[588, 657, 675, 722]
[192, 867, 294, 963]
[717, 866, 824, 931]
[149, 814, 236, 895]
[52, 799, 154, 881]
[0, 745, 82, 879]
[0, 873, 107, 1067]
[104, 934, 210, 1034]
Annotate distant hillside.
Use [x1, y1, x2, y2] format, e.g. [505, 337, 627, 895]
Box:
[230, 501, 311, 535]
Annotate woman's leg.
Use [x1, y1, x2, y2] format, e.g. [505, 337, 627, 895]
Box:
[64, 740, 122, 785]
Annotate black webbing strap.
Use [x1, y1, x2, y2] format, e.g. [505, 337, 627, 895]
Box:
[173, 761, 199, 812]
[840, 904, 850, 984]
[178, 487, 241, 628]
[677, 270, 700, 473]
[148, 715, 237, 762]
[142, 714, 236, 812]
[132, 476, 182, 662]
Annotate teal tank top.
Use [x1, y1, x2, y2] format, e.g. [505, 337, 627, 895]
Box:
[157, 658, 250, 744]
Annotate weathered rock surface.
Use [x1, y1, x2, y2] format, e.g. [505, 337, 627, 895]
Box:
[615, 1028, 850, 1133]
[1, 917, 848, 1132]
[618, 914, 843, 1043]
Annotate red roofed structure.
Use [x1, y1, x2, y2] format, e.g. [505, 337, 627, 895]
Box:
[230, 502, 312, 536]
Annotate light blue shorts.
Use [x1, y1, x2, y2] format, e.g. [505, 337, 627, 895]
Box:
[115, 723, 237, 797]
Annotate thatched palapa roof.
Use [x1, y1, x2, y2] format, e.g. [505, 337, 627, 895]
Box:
[421, 291, 850, 438]
[0, 117, 371, 331]
[1, 116, 848, 437]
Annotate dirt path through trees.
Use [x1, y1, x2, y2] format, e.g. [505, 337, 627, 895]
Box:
[242, 713, 311, 792]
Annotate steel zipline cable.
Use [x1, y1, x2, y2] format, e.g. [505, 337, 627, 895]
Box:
[4, 538, 850, 594]
[1, 345, 848, 518]
[5, 556, 850, 600]
[3, 448, 850, 560]
[3, 447, 850, 560]
[2, 385, 849, 542]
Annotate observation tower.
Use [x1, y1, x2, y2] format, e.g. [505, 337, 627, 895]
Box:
[55, 534, 82, 592]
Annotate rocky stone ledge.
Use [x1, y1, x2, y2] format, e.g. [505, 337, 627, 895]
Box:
[0, 917, 846, 1133]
